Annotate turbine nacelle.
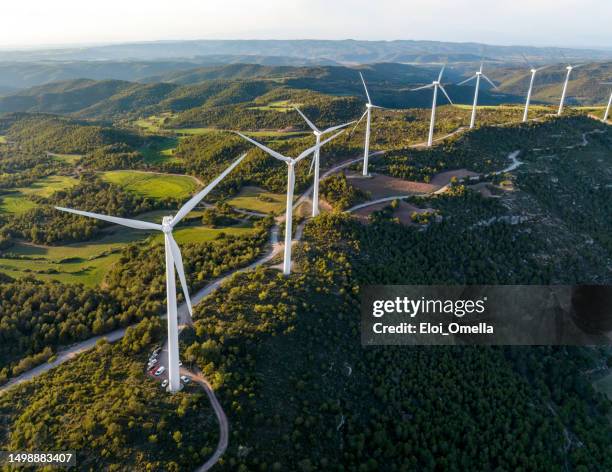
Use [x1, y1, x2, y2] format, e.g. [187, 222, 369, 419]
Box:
[566, 65, 573, 71]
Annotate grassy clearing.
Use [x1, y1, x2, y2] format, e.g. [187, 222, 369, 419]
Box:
[248, 100, 299, 112]
[0, 194, 39, 215]
[50, 153, 82, 164]
[134, 114, 175, 132]
[0, 136, 6, 144]
[226, 186, 288, 214]
[0, 175, 78, 215]
[139, 137, 180, 165]
[152, 222, 258, 245]
[101, 170, 199, 200]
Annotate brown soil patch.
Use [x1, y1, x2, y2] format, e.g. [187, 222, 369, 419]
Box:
[430, 168, 479, 186]
[353, 200, 434, 226]
[347, 172, 438, 198]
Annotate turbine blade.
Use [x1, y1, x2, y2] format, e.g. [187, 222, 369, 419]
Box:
[235, 132, 291, 163]
[167, 233, 192, 318]
[171, 153, 247, 226]
[294, 106, 319, 133]
[573, 63, 587, 69]
[370, 104, 384, 109]
[322, 120, 357, 135]
[479, 62, 484, 73]
[295, 130, 344, 163]
[439, 85, 454, 105]
[456, 75, 476, 86]
[359, 72, 372, 104]
[521, 53, 534, 70]
[411, 84, 434, 92]
[349, 110, 368, 136]
[55, 207, 162, 231]
[437, 65, 446, 82]
[308, 153, 316, 175]
[482, 74, 497, 89]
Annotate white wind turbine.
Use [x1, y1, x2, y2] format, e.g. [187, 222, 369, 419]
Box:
[557, 57, 585, 116]
[293, 106, 355, 216]
[412, 65, 454, 147]
[55, 154, 246, 393]
[602, 82, 612, 122]
[520, 55, 551, 123]
[353, 72, 383, 176]
[457, 62, 497, 129]
[236, 131, 343, 275]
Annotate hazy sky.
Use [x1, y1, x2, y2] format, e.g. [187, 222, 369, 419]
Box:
[1, 0, 610, 49]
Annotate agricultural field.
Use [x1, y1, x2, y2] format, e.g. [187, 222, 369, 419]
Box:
[225, 186, 288, 214]
[0, 136, 6, 144]
[139, 137, 180, 165]
[247, 99, 299, 112]
[0, 175, 79, 215]
[101, 170, 199, 200]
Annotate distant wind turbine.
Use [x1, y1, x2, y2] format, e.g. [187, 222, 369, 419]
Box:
[56, 154, 246, 393]
[293, 107, 354, 216]
[412, 65, 453, 147]
[557, 58, 585, 116]
[236, 131, 343, 275]
[352, 72, 383, 176]
[602, 82, 612, 122]
[520, 55, 551, 122]
[457, 62, 497, 129]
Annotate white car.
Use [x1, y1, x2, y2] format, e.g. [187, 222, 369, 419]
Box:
[148, 358, 158, 367]
[178, 361, 182, 366]
[155, 366, 166, 376]
[161, 379, 168, 388]
[180, 375, 191, 384]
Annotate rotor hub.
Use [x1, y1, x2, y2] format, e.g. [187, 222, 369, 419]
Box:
[162, 216, 173, 233]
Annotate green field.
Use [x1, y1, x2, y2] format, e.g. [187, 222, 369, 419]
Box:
[226, 186, 288, 214]
[139, 137, 180, 165]
[0, 136, 6, 144]
[0, 209, 257, 286]
[0, 227, 148, 286]
[248, 100, 300, 112]
[0, 175, 78, 215]
[101, 170, 199, 200]
[134, 113, 175, 132]
[50, 153, 82, 164]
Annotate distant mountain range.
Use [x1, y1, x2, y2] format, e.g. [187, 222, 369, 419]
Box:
[0, 39, 610, 93]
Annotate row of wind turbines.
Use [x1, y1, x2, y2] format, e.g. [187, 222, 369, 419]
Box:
[54, 59, 610, 393]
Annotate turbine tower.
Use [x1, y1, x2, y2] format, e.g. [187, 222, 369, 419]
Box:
[520, 55, 550, 122]
[412, 66, 453, 147]
[354, 72, 383, 176]
[457, 62, 497, 129]
[558, 59, 584, 116]
[55, 154, 246, 393]
[602, 82, 612, 122]
[293, 106, 355, 216]
[236, 131, 343, 275]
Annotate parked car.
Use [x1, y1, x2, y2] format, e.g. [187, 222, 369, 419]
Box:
[155, 366, 166, 376]
[178, 361, 182, 366]
[180, 375, 191, 384]
[161, 379, 168, 388]
[148, 358, 158, 367]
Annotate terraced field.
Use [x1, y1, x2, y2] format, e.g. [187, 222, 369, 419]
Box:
[101, 170, 199, 199]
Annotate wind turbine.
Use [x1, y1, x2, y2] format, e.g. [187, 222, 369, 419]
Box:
[55, 154, 246, 393]
[236, 131, 343, 275]
[353, 72, 383, 176]
[602, 82, 612, 122]
[412, 65, 454, 147]
[520, 55, 551, 122]
[457, 62, 497, 129]
[293, 106, 355, 217]
[557, 57, 585, 116]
